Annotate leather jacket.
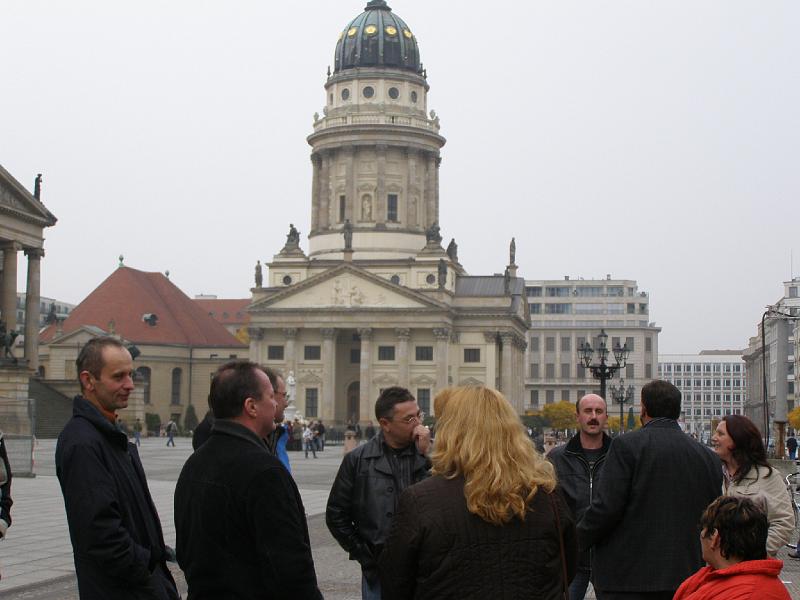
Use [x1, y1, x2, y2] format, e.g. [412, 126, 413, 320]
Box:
[548, 432, 611, 523]
[326, 433, 430, 571]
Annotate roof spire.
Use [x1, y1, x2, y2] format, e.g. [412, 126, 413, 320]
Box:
[118, 254, 124, 267]
[365, 0, 390, 10]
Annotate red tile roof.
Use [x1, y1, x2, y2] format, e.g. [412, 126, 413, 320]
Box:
[193, 298, 250, 325]
[40, 267, 246, 347]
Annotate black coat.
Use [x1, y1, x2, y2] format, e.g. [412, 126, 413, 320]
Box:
[175, 420, 321, 600]
[378, 475, 577, 600]
[577, 418, 722, 594]
[548, 432, 611, 569]
[0, 432, 12, 531]
[55, 397, 178, 600]
[326, 433, 430, 571]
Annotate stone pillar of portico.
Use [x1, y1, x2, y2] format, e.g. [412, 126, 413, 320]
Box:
[433, 327, 450, 393]
[283, 327, 298, 374]
[24, 247, 44, 371]
[310, 154, 321, 232]
[321, 328, 337, 422]
[396, 328, 410, 389]
[248, 327, 264, 365]
[500, 332, 514, 400]
[376, 144, 387, 223]
[1, 242, 20, 330]
[358, 328, 373, 422]
[320, 152, 331, 228]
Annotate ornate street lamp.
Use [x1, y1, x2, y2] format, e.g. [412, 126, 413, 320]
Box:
[610, 378, 635, 434]
[577, 329, 630, 401]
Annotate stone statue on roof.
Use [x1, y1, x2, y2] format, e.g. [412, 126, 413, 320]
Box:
[425, 221, 442, 245]
[343, 219, 353, 250]
[286, 224, 300, 247]
[446, 238, 458, 262]
[437, 258, 447, 288]
[34, 173, 42, 200]
[509, 237, 516, 265]
[255, 260, 263, 288]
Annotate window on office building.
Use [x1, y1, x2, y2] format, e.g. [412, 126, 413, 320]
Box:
[645, 363, 652, 378]
[545, 363, 555, 378]
[577, 365, 586, 378]
[531, 363, 540, 378]
[645, 337, 652, 352]
[561, 390, 570, 402]
[626, 364, 634, 378]
[546, 390, 555, 404]
[530, 390, 539, 407]
[530, 303, 541, 314]
[560, 363, 570, 379]
[530, 337, 540, 352]
[561, 337, 571, 351]
[625, 337, 635, 351]
[545, 337, 556, 352]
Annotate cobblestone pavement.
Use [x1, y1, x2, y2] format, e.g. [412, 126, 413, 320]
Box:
[1, 438, 799, 598]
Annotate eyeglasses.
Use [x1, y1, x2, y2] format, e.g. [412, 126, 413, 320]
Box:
[394, 411, 424, 425]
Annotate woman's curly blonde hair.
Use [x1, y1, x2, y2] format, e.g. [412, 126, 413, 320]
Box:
[431, 386, 556, 525]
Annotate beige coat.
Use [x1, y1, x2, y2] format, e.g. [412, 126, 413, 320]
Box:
[724, 464, 795, 555]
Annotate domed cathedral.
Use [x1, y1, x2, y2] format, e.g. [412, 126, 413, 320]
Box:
[248, 0, 529, 424]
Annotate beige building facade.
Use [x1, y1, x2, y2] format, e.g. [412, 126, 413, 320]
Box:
[248, 1, 529, 423]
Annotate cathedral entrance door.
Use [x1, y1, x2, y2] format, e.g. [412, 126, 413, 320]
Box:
[346, 381, 360, 423]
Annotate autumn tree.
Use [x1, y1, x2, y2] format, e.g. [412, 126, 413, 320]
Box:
[542, 401, 577, 431]
[789, 406, 800, 431]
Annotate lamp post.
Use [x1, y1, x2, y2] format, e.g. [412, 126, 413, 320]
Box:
[577, 329, 630, 401]
[610, 378, 635, 434]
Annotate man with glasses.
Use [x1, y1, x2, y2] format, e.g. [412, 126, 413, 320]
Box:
[264, 367, 291, 472]
[327, 386, 431, 600]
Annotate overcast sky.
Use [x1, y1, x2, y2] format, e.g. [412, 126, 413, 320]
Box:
[2, 1, 798, 354]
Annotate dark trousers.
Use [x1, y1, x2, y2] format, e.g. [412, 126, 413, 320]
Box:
[596, 591, 675, 600]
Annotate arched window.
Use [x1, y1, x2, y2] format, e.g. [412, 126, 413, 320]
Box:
[136, 367, 151, 405]
[171, 368, 182, 405]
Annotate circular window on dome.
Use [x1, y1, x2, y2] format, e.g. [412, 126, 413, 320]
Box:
[364, 25, 377, 36]
[390, 275, 400, 285]
[341, 88, 350, 101]
[388, 87, 399, 100]
[410, 91, 418, 103]
[403, 29, 413, 39]
[385, 26, 397, 36]
[426, 274, 436, 285]
[282, 275, 292, 285]
[347, 27, 358, 37]
[363, 86, 375, 99]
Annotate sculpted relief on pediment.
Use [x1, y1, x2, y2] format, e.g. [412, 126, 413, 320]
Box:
[269, 274, 426, 310]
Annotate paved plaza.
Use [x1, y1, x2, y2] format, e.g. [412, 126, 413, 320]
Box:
[1, 438, 800, 599]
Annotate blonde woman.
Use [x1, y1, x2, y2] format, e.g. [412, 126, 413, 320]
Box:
[379, 386, 576, 599]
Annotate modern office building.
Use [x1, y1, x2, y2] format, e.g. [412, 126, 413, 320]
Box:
[15, 292, 75, 329]
[524, 276, 660, 420]
[658, 350, 746, 439]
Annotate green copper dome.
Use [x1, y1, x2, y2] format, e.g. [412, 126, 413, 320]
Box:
[334, 1, 421, 74]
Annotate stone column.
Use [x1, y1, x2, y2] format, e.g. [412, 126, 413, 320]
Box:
[247, 327, 264, 365]
[358, 327, 373, 422]
[500, 331, 514, 400]
[425, 153, 436, 228]
[376, 144, 387, 223]
[405, 148, 415, 228]
[320, 151, 331, 228]
[434, 155, 441, 225]
[433, 327, 450, 393]
[283, 327, 298, 374]
[310, 154, 321, 232]
[345, 146, 356, 222]
[321, 328, 338, 421]
[1, 242, 20, 330]
[24, 247, 44, 371]
[484, 332, 499, 389]
[396, 328, 410, 388]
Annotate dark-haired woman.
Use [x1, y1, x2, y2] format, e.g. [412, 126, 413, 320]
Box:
[711, 415, 794, 555]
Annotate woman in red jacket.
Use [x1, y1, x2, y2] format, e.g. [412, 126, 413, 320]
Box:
[674, 495, 790, 600]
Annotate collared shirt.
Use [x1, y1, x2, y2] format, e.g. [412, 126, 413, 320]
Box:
[383, 440, 417, 494]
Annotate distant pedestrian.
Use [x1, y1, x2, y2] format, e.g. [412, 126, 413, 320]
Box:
[315, 420, 326, 451]
[133, 418, 142, 447]
[174, 360, 321, 599]
[578, 380, 722, 599]
[364, 420, 376, 440]
[549, 393, 610, 600]
[165, 419, 176, 447]
[787, 435, 798, 460]
[56, 337, 178, 599]
[303, 425, 317, 459]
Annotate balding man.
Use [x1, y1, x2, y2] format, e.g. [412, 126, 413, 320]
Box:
[548, 393, 610, 600]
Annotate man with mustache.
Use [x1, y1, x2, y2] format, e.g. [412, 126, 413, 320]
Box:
[549, 393, 610, 600]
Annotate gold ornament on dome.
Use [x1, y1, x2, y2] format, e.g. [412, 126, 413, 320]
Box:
[348, 27, 358, 37]
[403, 29, 413, 39]
[364, 25, 377, 35]
[385, 25, 397, 36]
[338, 31, 344, 41]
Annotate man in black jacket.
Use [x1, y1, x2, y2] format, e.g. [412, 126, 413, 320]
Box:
[549, 393, 611, 600]
[326, 387, 431, 600]
[578, 380, 722, 600]
[56, 337, 178, 600]
[175, 360, 321, 599]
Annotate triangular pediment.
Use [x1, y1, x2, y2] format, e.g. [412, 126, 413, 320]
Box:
[373, 373, 398, 386]
[411, 374, 437, 386]
[0, 165, 58, 227]
[458, 377, 484, 386]
[251, 264, 448, 312]
[47, 325, 120, 347]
